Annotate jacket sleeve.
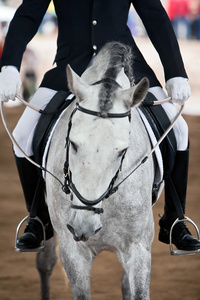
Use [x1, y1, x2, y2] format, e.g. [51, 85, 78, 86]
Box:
[132, 0, 187, 81]
[0, 0, 51, 70]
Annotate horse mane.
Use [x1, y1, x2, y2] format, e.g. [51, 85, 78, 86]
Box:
[98, 42, 133, 115]
[102, 42, 133, 81]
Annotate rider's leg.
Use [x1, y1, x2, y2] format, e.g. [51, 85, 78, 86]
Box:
[14, 156, 54, 249]
[149, 86, 200, 250]
[148, 86, 188, 151]
[13, 88, 57, 249]
[13, 88, 57, 157]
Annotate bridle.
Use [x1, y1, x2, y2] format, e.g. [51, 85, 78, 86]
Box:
[0, 79, 184, 215]
[62, 102, 130, 213]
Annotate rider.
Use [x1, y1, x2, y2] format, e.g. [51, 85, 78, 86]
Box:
[0, 0, 200, 252]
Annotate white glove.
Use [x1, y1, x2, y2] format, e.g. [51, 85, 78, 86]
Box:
[165, 77, 191, 105]
[0, 66, 22, 102]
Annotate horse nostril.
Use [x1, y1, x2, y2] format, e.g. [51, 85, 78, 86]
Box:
[67, 224, 86, 242]
[95, 227, 102, 235]
[80, 234, 87, 242]
[67, 224, 75, 235]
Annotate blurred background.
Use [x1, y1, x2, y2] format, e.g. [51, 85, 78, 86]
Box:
[0, 1, 200, 300]
[1, 0, 200, 111]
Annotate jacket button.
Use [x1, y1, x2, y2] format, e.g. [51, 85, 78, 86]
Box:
[93, 45, 97, 50]
[92, 20, 97, 25]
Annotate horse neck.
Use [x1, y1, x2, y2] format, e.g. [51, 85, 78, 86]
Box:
[129, 107, 152, 157]
[81, 62, 109, 84]
[82, 59, 130, 89]
[115, 68, 130, 89]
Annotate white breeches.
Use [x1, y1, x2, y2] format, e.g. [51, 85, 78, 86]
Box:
[13, 88, 61, 157]
[149, 86, 188, 151]
[13, 86, 188, 158]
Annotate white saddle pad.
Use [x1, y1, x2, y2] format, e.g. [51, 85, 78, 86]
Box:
[137, 108, 164, 185]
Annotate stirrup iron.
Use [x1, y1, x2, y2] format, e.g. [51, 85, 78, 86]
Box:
[170, 216, 200, 256]
[15, 215, 46, 253]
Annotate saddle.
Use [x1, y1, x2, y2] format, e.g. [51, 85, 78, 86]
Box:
[140, 92, 177, 179]
[32, 90, 74, 166]
[32, 90, 177, 204]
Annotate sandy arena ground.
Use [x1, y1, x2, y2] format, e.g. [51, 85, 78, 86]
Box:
[0, 36, 200, 299]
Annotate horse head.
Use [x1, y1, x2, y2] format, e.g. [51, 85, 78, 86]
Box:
[65, 42, 149, 242]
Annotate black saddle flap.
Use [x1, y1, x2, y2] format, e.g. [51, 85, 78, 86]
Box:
[140, 92, 177, 179]
[32, 90, 74, 165]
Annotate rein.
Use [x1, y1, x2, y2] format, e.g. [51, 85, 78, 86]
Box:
[63, 103, 128, 209]
[62, 100, 184, 209]
[0, 92, 184, 213]
[0, 100, 65, 188]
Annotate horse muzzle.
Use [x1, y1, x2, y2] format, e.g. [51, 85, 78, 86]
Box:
[67, 223, 102, 242]
[67, 208, 102, 242]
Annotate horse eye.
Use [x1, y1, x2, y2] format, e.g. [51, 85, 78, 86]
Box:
[118, 148, 127, 157]
[70, 141, 78, 152]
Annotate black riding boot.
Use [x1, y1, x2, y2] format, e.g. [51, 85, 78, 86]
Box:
[159, 149, 200, 250]
[15, 155, 54, 250]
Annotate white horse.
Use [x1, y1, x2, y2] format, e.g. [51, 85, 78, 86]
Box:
[37, 42, 155, 300]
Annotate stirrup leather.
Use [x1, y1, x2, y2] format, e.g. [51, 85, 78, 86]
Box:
[170, 216, 200, 256]
[15, 215, 46, 253]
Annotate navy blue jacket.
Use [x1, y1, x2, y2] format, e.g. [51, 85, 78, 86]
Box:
[0, 0, 187, 90]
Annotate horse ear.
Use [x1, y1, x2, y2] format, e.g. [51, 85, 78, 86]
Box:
[123, 77, 149, 109]
[66, 65, 89, 101]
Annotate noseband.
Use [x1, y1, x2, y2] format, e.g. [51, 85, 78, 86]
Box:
[63, 79, 131, 213]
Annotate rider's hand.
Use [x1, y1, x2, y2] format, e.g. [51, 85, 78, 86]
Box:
[165, 77, 191, 105]
[0, 66, 22, 102]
